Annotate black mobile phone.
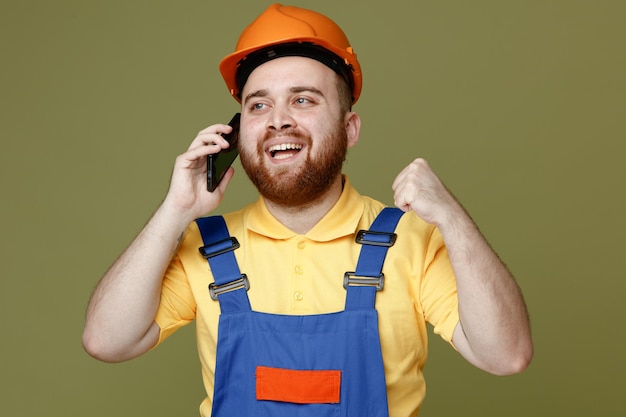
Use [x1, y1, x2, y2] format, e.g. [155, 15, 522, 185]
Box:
[207, 113, 241, 192]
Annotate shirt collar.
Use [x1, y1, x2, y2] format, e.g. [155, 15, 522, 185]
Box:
[246, 176, 364, 241]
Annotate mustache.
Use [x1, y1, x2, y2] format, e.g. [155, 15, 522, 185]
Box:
[261, 128, 309, 143]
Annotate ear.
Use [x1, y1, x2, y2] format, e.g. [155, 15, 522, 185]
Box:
[344, 111, 361, 148]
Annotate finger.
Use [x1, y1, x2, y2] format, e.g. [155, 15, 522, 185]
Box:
[177, 143, 222, 169]
[393, 185, 415, 213]
[188, 133, 229, 152]
[188, 124, 233, 151]
[197, 123, 233, 137]
[394, 199, 412, 213]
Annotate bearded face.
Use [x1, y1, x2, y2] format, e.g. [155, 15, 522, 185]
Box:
[236, 57, 357, 208]
[239, 119, 348, 207]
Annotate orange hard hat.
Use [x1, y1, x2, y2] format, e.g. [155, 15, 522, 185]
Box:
[219, 3, 362, 104]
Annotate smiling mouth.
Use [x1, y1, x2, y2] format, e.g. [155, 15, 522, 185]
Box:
[268, 143, 303, 160]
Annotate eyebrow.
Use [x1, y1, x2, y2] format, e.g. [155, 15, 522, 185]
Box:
[243, 89, 269, 104]
[243, 86, 325, 105]
[290, 86, 324, 97]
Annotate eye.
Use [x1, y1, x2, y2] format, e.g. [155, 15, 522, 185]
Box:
[294, 97, 313, 105]
[249, 102, 268, 112]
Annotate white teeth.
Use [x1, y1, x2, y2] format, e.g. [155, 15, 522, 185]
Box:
[268, 143, 303, 159]
[268, 143, 303, 153]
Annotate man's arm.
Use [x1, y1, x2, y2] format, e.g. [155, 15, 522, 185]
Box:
[392, 158, 533, 375]
[82, 123, 235, 363]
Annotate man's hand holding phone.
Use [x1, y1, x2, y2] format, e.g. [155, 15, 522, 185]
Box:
[162, 114, 240, 224]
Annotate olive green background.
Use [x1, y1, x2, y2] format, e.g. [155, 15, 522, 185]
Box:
[1, 0, 624, 415]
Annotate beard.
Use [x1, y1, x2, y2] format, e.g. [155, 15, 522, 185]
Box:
[239, 121, 348, 208]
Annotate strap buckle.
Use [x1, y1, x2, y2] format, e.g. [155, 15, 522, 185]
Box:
[209, 274, 250, 300]
[343, 272, 385, 291]
[199, 237, 240, 259]
[355, 230, 397, 247]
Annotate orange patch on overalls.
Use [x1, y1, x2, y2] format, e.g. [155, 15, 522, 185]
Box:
[256, 366, 342, 404]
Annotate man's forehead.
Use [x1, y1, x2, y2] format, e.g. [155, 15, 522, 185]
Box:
[242, 56, 336, 92]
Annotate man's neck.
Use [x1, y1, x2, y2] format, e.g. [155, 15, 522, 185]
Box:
[263, 175, 344, 235]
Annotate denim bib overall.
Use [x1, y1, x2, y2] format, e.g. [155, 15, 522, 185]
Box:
[196, 208, 404, 417]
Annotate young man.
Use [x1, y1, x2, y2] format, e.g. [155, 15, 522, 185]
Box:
[83, 4, 533, 416]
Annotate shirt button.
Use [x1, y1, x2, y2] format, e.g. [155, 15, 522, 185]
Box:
[294, 291, 304, 301]
[297, 241, 306, 249]
[295, 265, 304, 275]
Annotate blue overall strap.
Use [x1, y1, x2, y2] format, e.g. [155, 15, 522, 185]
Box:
[345, 207, 404, 310]
[196, 216, 251, 313]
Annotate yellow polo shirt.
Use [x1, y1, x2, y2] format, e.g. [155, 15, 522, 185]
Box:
[155, 177, 459, 417]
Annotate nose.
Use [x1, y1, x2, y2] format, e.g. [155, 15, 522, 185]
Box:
[266, 105, 296, 131]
